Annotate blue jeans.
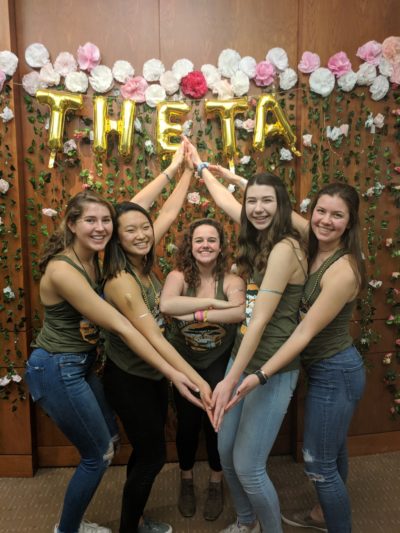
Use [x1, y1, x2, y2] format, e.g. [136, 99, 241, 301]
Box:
[218, 359, 299, 533]
[25, 348, 119, 533]
[303, 345, 366, 533]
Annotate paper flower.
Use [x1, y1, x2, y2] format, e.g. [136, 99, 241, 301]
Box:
[378, 57, 393, 78]
[160, 70, 180, 95]
[22, 71, 47, 95]
[134, 118, 142, 133]
[390, 63, 400, 85]
[3, 286, 15, 299]
[187, 192, 201, 205]
[120, 76, 148, 102]
[382, 353, 393, 365]
[370, 75, 389, 101]
[279, 147, 293, 161]
[39, 63, 61, 86]
[181, 71, 208, 99]
[63, 139, 77, 154]
[25, 43, 50, 68]
[337, 70, 357, 92]
[201, 64, 221, 89]
[298, 51, 320, 73]
[356, 40, 382, 66]
[143, 58, 165, 82]
[266, 47, 289, 71]
[0, 106, 14, 122]
[77, 42, 101, 71]
[0, 50, 18, 76]
[327, 51, 352, 77]
[231, 70, 249, 96]
[54, 52, 78, 77]
[112, 60, 134, 83]
[212, 79, 234, 99]
[326, 126, 342, 141]
[356, 63, 377, 85]
[299, 198, 311, 213]
[240, 155, 251, 165]
[279, 68, 298, 90]
[254, 60, 276, 86]
[242, 119, 255, 132]
[145, 84, 166, 107]
[172, 58, 194, 82]
[227, 184, 236, 193]
[309, 68, 335, 97]
[144, 139, 155, 155]
[89, 65, 113, 93]
[218, 49, 241, 78]
[385, 238, 393, 247]
[373, 113, 385, 128]
[0, 70, 6, 92]
[183, 120, 193, 137]
[42, 208, 58, 217]
[369, 279, 383, 289]
[65, 71, 88, 93]
[302, 134, 313, 147]
[239, 56, 257, 78]
[382, 36, 400, 64]
[0, 178, 10, 193]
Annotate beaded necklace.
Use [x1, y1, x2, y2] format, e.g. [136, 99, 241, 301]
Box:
[128, 263, 158, 310]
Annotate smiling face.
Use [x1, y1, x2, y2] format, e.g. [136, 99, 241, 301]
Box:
[311, 194, 350, 249]
[68, 202, 113, 253]
[117, 210, 154, 263]
[245, 184, 278, 230]
[191, 224, 221, 266]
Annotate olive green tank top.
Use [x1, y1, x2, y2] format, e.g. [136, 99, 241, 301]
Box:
[166, 276, 236, 369]
[300, 249, 355, 368]
[104, 268, 164, 380]
[31, 255, 100, 353]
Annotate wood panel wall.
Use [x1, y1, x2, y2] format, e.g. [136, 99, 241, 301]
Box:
[1, 0, 399, 476]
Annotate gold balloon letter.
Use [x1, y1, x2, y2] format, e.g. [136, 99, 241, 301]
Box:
[156, 101, 190, 157]
[205, 98, 248, 170]
[36, 89, 83, 168]
[253, 94, 300, 156]
[93, 96, 136, 158]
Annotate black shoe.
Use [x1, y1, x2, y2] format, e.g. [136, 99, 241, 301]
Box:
[178, 478, 196, 517]
[203, 480, 223, 521]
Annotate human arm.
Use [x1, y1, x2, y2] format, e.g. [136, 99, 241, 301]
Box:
[208, 164, 247, 191]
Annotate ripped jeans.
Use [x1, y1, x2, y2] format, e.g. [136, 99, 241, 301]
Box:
[303, 346, 365, 533]
[25, 348, 119, 533]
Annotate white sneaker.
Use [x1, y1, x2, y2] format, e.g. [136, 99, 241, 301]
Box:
[137, 518, 172, 533]
[79, 521, 112, 533]
[219, 520, 261, 533]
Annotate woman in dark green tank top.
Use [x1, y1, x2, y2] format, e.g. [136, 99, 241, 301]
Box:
[230, 183, 367, 533]
[160, 218, 245, 521]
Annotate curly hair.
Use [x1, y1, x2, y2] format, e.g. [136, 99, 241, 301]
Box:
[236, 173, 302, 279]
[174, 218, 230, 290]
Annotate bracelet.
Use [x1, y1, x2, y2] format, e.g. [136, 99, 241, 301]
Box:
[194, 310, 204, 322]
[163, 170, 172, 182]
[197, 162, 209, 177]
[203, 309, 208, 322]
[253, 369, 269, 385]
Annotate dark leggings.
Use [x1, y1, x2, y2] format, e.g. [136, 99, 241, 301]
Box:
[173, 350, 230, 472]
[103, 359, 168, 533]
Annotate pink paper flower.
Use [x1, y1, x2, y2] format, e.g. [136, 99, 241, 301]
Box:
[42, 208, 58, 217]
[77, 42, 101, 72]
[181, 71, 208, 99]
[394, 166, 400, 173]
[328, 51, 352, 78]
[254, 60, 276, 86]
[0, 70, 6, 92]
[392, 108, 400, 116]
[340, 124, 349, 136]
[187, 192, 201, 205]
[382, 36, 400, 63]
[356, 40, 382, 66]
[242, 119, 255, 132]
[298, 51, 320, 73]
[120, 76, 148, 102]
[390, 62, 400, 85]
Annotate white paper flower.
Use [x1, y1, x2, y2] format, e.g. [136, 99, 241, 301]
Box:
[378, 57, 393, 77]
[25, 43, 50, 68]
[266, 47, 289, 72]
[235, 118, 244, 129]
[134, 118, 142, 133]
[143, 58, 165, 82]
[0, 51, 18, 76]
[309, 67, 335, 97]
[365, 113, 374, 130]
[201, 64, 221, 88]
[89, 65, 113, 93]
[39, 63, 60, 86]
[369, 75, 389, 101]
[160, 70, 180, 95]
[0, 178, 10, 193]
[3, 285, 15, 298]
[183, 120, 193, 137]
[356, 63, 377, 86]
[54, 52, 78, 77]
[65, 71, 88, 93]
[279, 147, 293, 161]
[227, 184, 236, 193]
[145, 84, 166, 107]
[231, 70, 249, 96]
[326, 126, 342, 141]
[337, 70, 357, 92]
[302, 134, 313, 147]
[0, 106, 14, 122]
[172, 58, 193, 83]
[212, 79, 234, 99]
[22, 71, 47, 95]
[373, 113, 385, 128]
[299, 198, 311, 213]
[63, 139, 77, 154]
[144, 139, 155, 155]
[12, 373, 22, 383]
[239, 56, 257, 79]
[187, 192, 201, 205]
[42, 208, 58, 217]
[218, 49, 241, 78]
[0, 376, 11, 387]
[112, 60, 134, 83]
[240, 155, 251, 165]
[368, 279, 383, 289]
[279, 68, 298, 90]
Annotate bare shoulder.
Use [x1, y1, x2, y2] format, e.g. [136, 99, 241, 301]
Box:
[322, 255, 359, 296]
[165, 269, 185, 282]
[223, 272, 245, 288]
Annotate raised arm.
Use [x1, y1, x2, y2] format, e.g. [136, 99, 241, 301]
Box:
[208, 164, 248, 191]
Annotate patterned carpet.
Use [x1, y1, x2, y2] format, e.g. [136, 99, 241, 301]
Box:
[1, 453, 399, 532]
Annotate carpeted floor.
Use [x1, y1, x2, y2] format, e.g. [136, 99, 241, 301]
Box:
[1, 453, 399, 532]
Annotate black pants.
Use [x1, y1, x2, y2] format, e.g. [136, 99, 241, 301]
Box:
[173, 350, 230, 472]
[103, 359, 168, 533]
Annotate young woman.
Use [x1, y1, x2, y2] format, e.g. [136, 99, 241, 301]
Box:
[101, 147, 213, 533]
[160, 218, 245, 522]
[226, 183, 366, 533]
[24, 190, 209, 533]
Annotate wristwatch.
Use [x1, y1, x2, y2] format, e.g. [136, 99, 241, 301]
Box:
[197, 162, 209, 177]
[253, 369, 269, 385]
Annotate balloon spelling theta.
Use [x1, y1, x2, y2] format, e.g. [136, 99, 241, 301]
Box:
[253, 94, 301, 156]
[156, 101, 190, 158]
[93, 96, 136, 158]
[205, 98, 248, 171]
[36, 89, 83, 168]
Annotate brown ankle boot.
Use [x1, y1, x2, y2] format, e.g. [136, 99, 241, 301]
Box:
[203, 480, 223, 521]
[178, 478, 196, 517]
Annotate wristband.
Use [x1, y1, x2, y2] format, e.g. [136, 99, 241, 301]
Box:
[163, 171, 172, 182]
[253, 369, 269, 385]
[203, 309, 208, 322]
[197, 162, 209, 177]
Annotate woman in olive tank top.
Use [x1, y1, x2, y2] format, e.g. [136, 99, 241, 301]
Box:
[230, 183, 366, 533]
